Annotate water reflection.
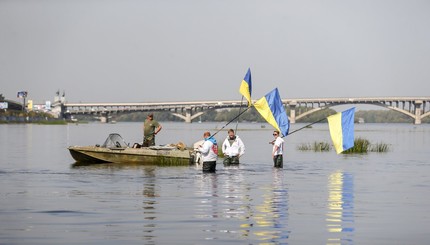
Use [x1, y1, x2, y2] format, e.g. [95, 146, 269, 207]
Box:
[193, 167, 256, 241]
[221, 166, 253, 238]
[253, 168, 290, 244]
[142, 166, 158, 245]
[326, 170, 354, 245]
[194, 173, 219, 240]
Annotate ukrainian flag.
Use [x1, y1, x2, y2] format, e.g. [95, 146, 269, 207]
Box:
[254, 88, 290, 137]
[239, 68, 252, 106]
[327, 108, 355, 154]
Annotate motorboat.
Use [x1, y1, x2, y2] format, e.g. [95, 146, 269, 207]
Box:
[68, 133, 195, 165]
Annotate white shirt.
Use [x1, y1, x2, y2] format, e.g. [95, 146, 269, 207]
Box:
[222, 135, 245, 157]
[272, 137, 284, 156]
[198, 140, 218, 162]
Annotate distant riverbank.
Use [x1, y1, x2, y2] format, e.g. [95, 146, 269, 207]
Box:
[3, 107, 429, 124]
[112, 108, 430, 124]
[0, 110, 67, 125]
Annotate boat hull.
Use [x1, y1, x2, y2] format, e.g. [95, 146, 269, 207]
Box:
[68, 146, 192, 165]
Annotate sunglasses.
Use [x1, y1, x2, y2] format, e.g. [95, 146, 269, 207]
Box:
[273, 133, 278, 136]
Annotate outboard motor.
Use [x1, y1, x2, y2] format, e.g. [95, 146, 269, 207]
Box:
[191, 140, 204, 168]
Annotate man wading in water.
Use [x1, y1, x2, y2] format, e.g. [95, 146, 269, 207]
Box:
[270, 130, 284, 168]
[198, 131, 218, 173]
[221, 129, 245, 166]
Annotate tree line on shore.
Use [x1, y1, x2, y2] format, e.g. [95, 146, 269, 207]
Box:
[1, 106, 427, 124]
[115, 107, 429, 123]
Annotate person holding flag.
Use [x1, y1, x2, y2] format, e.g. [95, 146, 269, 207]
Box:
[254, 88, 290, 137]
[222, 129, 245, 166]
[270, 130, 284, 168]
[198, 131, 218, 173]
[254, 88, 290, 168]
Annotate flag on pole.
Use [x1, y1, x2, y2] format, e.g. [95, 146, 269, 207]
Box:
[239, 68, 252, 106]
[254, 88, 290, 137]
[327, 107, 356, 154]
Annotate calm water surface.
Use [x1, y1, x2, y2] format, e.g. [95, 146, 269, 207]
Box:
[1, 122, 429, 244]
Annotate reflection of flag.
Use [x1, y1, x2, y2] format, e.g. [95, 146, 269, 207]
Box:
[239, 68, 252, 106]
[327, 108, 355, 154]
[254, 88, 290, 137]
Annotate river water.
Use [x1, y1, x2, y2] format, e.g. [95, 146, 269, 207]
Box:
[1, 122, 429, 244]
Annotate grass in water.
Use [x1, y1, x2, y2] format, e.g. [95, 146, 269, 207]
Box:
[313, 141, 331, 152]
[343, 137, 370, 154]
[298, 137, 389, 153]
[297, 141, 331, 152]
[370, 142, 390, 152]
[297, 143, 311, 151]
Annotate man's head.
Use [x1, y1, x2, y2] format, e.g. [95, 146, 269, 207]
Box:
[273, 130, 280, 138]
[147, 113, 153, 120]
[203, 131, 211, 138]
[228, 129, 235, 139]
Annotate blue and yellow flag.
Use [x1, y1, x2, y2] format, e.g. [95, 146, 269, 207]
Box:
[239, 68, 252, 106]
[254, 88, 290, 137]
[327, 107, 355, 154]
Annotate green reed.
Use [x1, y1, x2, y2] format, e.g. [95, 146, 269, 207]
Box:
[298, 137, 389, 153]
[343, 137, 370, 154]
[370, 142, 390, 152]
[297, 141, 331, 152]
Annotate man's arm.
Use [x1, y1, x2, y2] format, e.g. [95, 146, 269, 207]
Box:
[154, 124, 162, 134]
[221, 139, 228, 154]
[198, 141, 210, 154]
[238, 138, 245, 157]
[272, 145, 279, 158]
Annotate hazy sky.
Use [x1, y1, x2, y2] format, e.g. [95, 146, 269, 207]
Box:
[1, 0, 429, 103]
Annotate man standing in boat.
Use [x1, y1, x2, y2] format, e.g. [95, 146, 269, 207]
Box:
[143, 113, 162, 147]
[221, 129, 245, 166]
[198, 131, 218, 173]
[270, 130, 284, 168]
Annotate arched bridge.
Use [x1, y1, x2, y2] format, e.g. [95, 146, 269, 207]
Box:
[59, 97, 430, 124]
[287, 97, 430, 124]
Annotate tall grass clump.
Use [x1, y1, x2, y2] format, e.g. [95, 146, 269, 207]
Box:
[343, 137, 370, 154]
[297, 143, 312, 151]
[297, 141, 331, 152]
[370, 142, 390, 152]
[313, 141, 331, 152]
[298, 137, 389, 153]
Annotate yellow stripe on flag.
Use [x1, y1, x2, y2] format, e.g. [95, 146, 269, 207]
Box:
[327, 113, 344, 154]
[254, 97, 281, 133]
[239, 80, 252, 107]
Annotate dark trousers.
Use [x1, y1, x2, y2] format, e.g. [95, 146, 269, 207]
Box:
[223, 156, 239, 166]
[203, 161, 216, 173]
[273, 155, 283, 168]
[143, 137, 155, 147]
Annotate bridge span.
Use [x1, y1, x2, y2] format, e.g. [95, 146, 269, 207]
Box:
[58, 97, 430, 124]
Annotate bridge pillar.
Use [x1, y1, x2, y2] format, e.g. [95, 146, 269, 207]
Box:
[171, 108, 204, 123]
[289, 101, 297, 124]
[414, 100, 423, 125]
[100, 112, 110, 123]
[184, 108, 192, 123]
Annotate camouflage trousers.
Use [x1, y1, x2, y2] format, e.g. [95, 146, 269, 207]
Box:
[223, 156, 240, 166]
[143, 136, 155, 147]
[273, 155, 283, 168]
